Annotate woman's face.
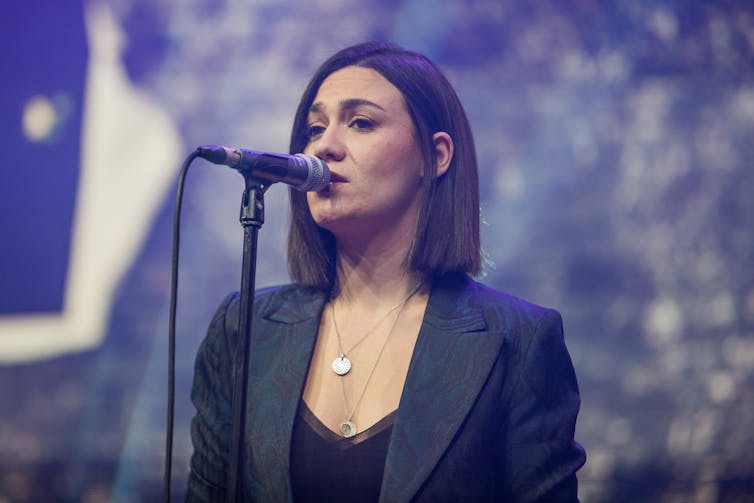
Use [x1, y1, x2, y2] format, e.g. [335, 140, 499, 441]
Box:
[303, 65, 425, 240]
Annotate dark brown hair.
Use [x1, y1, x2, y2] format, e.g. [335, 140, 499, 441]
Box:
[287, 41, 480, 288]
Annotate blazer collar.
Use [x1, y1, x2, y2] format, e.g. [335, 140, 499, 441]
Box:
[380, 273, 503, 503]
[245, 285, 327, 502]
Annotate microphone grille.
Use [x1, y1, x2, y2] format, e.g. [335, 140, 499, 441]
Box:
[294, 154, 330, 192]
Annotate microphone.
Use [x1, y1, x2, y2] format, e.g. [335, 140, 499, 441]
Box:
[196, 145, 330, 191]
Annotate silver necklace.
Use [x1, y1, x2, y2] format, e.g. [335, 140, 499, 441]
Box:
[336, 286, 420, 438]
[330, 283, 422, 376]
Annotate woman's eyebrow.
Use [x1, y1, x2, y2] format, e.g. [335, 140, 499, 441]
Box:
[340, 98, 386, 112]
[309, 98, 386, 115]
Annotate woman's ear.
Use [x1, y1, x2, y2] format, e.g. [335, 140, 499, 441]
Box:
[433, 132, 453, 178]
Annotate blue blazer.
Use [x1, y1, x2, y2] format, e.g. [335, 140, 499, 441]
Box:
[187, 273, 586, 502]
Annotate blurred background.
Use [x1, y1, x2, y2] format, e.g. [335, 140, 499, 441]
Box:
[1, 0, 753, 501]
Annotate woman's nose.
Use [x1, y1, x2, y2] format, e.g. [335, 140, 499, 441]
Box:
[313, 126, 346, 162]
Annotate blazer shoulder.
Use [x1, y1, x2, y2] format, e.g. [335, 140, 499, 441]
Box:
[209, 283, 325, 333]
[462, 276, 561, 330]
[220, 282, 325, 309]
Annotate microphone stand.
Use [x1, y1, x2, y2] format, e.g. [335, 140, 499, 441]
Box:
[226, 176, 268, 503]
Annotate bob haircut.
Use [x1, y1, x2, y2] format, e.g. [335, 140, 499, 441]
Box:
[287, 41, 480, 288]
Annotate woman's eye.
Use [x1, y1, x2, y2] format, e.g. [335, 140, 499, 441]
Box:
[306, 124, 325, 139]
[350, 117, 375, 131]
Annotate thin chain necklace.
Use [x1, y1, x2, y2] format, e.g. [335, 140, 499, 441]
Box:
[335, 284, 421, 438]
[330, 282, 423, 376]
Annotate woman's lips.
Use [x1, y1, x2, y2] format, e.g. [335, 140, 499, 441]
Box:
[314, 169, 347, 193]
[328, 170, 348, 183]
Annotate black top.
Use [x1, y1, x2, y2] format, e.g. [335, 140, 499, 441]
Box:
[290, 402, 396, 503]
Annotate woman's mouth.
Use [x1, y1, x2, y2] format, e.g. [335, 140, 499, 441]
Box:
[328, 170, 348, 183]
[314, 169, 347, 194]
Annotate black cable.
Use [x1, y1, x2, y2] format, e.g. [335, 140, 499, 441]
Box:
[164, 149, 200, 503]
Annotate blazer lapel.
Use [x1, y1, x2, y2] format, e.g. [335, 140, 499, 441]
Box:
[245, 286, 327, 502]
[379, 275, 505, 503]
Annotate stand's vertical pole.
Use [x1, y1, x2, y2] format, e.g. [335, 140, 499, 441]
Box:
[226, 179, 267, 503]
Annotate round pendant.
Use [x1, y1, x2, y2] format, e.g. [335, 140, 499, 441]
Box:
[340, 421, 357, 438]
[332, 355, 352, 376]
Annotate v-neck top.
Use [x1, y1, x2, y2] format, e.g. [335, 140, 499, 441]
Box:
[290, 402, 397, 503]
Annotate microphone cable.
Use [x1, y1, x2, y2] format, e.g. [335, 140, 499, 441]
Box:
[163, 148, 200, 503]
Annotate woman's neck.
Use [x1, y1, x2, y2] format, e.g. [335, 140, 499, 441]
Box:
[333, 233, 424, 308]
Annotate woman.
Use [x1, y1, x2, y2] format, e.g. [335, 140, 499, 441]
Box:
[187, 41, 586, 502]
